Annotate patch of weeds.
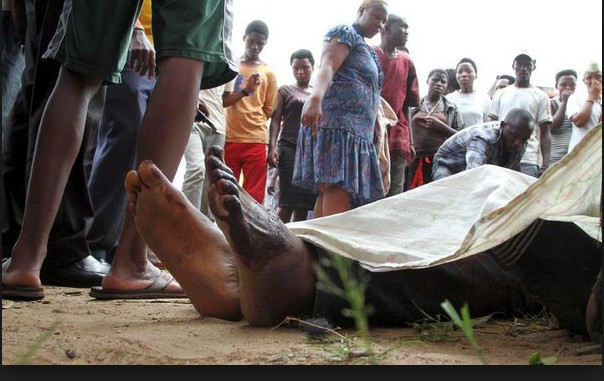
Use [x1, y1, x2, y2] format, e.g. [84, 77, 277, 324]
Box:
[441, 300, 489, 365]
[505, 307, 554, 337]
[313, 254, 374, 355]
[528, 351, 557, 365]
[12, 319, 61, 365]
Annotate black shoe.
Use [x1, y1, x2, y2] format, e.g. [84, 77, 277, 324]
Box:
[40, 255, 110, 288]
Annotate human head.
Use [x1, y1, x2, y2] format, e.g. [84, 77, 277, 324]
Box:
[381, 14, 409, 50]
[501, 108, 534, 152]
[554, 69, 577, 100]
[512, 51, 536, 87]
[427, 69, 448, 97]
[582, 62, 602, 89]
[444, 68, 459, 95]
[496, 74, 515, 90]
[355, 0, 388, 39]
[456, 58, 478, 92]
[290, 49, 315, 87]
[243, 20, 269, 61]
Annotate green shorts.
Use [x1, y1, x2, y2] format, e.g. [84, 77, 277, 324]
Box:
[44, 0, 237, 89]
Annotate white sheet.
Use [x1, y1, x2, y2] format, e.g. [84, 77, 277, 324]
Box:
[288, 124, 602, 272]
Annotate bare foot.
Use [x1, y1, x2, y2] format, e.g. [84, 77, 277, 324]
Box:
[124, 160, 241, 320]
[205, 146, 316, 326]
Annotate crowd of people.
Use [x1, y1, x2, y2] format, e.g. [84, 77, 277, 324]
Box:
[1, 0, 602, 343]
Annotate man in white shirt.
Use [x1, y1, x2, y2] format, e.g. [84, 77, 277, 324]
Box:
[489, 51, 552, 178]
[566, 63, 602, 152]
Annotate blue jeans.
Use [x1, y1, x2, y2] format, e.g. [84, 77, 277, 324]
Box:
[87, 68, 157, 263]
[2, 11, 26, 134]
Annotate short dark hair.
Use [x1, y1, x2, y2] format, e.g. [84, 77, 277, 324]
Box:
[457, 57, 478, 76]
[505, 108, 535, 133]
[245, 20, 269, 39]
[386, 14, 408, 28]
[290, 49, 315, 66]
[555, 69, 578, 85]
[497, 74, 516, 85]
[428, 68, 449, 82]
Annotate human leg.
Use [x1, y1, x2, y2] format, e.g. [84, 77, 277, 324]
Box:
[206, 146, 317, 326]
[87, 68, 156, 263]
[182, 123, 205, 211]
[1, 10, 26, 129]
[386, 152, 407, 197]
[2, 67, 103, 290]
[315, 185, 350, 218]
[124, 160, 241, 320]
[101, 57, 203, 293]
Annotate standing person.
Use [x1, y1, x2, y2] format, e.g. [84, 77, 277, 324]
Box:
[267, 49, 316, 223]
[489, 51, 552, 178]
[2, 0, 108, 287]
[444, 68, 460, 95]
[223, 20, 277, 205]
[294, 0, 388, 218]
[182, 84, 227, 219]
[548, 69, 577, 166]
[446, 58, 491, 128]
[372, 14, 420, 197]
[2, 0, 26, 130]
[407, 69, 464, 189]
[87, 0, 157, 264]
[432, 108, 534, 180]
[2, 0, 237, 301]
[566, 63, 602, 152]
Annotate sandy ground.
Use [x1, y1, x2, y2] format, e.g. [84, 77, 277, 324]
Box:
[2, 285, 602, 366]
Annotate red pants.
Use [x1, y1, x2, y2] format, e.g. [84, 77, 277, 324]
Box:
[224, 142, 268, 204]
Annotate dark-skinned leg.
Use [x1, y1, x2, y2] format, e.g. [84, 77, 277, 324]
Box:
[2, 67, 101, 289]
[206, 146, 317, 327]
[100, 57, 203, 294]
[124, 160, 241, 320]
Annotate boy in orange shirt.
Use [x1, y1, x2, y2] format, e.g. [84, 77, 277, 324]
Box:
[223, 20, 277, 204]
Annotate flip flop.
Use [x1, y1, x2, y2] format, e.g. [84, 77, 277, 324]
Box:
[2, 258, 45, 301]
[89, 270, 187, 300]
[2, 284, 46, 301]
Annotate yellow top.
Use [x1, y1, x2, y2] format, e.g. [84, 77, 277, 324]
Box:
[139, 0, 153, 45]
[225, 62, 278, 144]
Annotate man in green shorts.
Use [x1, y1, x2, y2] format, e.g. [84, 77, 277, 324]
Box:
[2, 0, 237, 301]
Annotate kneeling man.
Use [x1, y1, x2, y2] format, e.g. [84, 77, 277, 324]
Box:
[433, 108, 534, 180]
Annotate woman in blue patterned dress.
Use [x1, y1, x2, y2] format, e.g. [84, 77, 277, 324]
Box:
[293, 0, 388, 218]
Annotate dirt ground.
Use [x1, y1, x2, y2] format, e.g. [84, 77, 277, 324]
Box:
[1, 285, 601, 365]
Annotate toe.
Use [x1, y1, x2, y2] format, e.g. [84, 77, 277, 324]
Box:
[137, 160, 171, 189]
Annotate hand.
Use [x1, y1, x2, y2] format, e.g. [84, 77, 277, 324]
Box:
[197, 99, 209, 118]
[128, 29, 156, 78]
[301, 98, 322, 136]
[267, 146, 279, 168]
[424, 115, 437, 129]
[588, 79, 602, 100]
[409, 145, 416, 162]
[244, 72, 262, 94]
[560, 89, 573, 102]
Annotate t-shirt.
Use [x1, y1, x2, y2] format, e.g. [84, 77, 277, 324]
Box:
[565, 91, 602, 152]
[225, 61, 278, 144]
[445, 90, 491, 128]
[139, 0, 153, 45]
[489, 85, 552, 166]
[277, 84, 311, 145]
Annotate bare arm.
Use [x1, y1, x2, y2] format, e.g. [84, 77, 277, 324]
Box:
[570, 80, 602, 127]
[267, 91, 285, 168]
[222, 72, 262, 108]
[550, 94, 571, 133]
[539, 122, 552, 173]
[128, 26, 156, 78]
[300, 39, 350, 135]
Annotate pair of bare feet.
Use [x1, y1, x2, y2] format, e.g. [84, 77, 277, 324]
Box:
[123, 145, 316, 325]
